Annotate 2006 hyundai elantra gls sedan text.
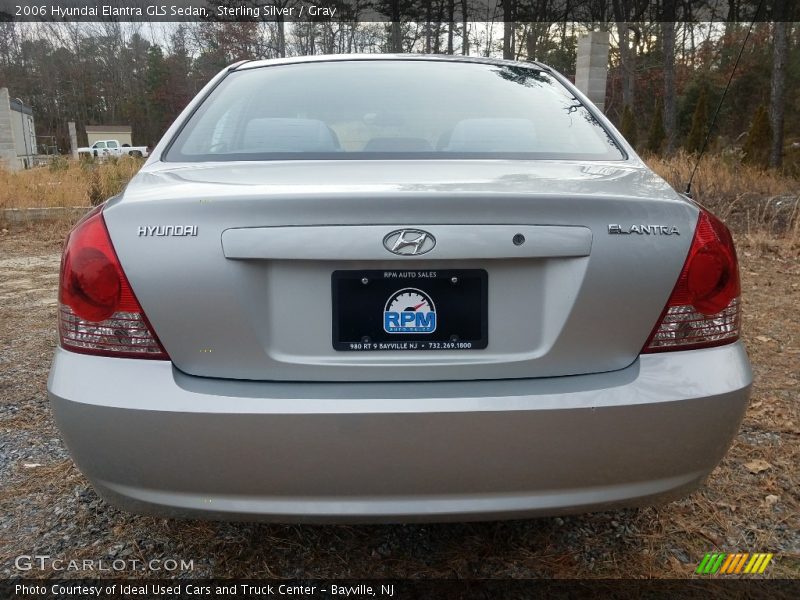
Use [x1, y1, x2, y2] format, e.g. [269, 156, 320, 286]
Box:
[48, 55, 751, 522]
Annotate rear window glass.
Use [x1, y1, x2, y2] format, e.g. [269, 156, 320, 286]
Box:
[166, 60, 624, 162]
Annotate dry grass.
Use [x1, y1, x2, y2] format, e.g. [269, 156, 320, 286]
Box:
[0, 156, 145, 210]
[648, 152, 800, 201]
[647, 152, 800, 237]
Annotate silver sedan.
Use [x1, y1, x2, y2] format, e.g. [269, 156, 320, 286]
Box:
[48, 55, 750, 522]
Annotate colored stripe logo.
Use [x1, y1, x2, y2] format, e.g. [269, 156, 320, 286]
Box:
[696, 553, 774, 574]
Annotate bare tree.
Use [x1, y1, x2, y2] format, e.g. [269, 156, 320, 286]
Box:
[389, 0, 403, 52]
[769, 8, 789, 168]
[502, 0, 516, 59]
[662, 3, 677, 153]
[447, 0, 455, 54]
[461, 0, 469, 55]
[274, 1, 288, 57]
[612, 0, 636, 108]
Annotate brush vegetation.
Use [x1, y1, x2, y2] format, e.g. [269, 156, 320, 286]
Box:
[0, 156, 144, 211]
[647, 151, 799, 237]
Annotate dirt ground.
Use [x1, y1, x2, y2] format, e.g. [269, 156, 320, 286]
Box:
[0, 222, 797, 580]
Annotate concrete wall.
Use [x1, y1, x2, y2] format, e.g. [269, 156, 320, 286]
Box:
[10, 105, 36, 167]
[0, 89, 37, 170]
[68, 121, 79, 159]
[575, 32, 610, 113]
[1, 206, 90, 225]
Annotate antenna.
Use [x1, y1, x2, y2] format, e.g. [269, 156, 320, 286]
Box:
[685, 0, 765, 197]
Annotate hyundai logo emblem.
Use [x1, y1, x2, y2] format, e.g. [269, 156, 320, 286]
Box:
[382, 229, 436, 256]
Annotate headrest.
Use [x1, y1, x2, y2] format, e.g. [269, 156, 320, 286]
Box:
[242, 118, 339, 152]
[445, 118, 537, 152]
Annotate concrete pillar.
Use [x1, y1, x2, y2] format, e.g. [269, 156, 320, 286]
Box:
[0, 88, 19, 170]
[575, 31, 610, 113]
[68, 121, 79, 160]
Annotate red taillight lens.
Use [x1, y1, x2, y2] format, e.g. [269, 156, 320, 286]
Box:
[643, 208, 741, 353]
[58, 207, 169, 359]
[63, 246, 121, 321]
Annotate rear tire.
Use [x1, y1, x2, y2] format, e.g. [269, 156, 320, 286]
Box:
[130, 151, 142, 158]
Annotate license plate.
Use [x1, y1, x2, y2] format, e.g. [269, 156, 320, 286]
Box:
[332, 269, 487, 351]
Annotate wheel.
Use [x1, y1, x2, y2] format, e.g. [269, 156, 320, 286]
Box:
[130, 151, 142, 158]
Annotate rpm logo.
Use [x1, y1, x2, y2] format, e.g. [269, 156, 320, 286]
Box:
[383, 288, 436, 334]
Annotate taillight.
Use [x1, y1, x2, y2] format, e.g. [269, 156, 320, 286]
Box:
[643, 208, 741, 352]
[58, 206, 169, 359]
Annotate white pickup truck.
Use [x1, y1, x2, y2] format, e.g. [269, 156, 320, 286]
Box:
[78, 139, 149, 158]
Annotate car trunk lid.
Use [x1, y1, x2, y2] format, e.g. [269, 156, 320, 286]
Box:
[104, 160, 697, 381]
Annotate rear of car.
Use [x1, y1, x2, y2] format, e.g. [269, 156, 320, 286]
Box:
[48, 56, 750, 522]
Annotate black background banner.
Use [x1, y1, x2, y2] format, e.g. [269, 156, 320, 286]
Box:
[2, 579, 800, 600]
[0, 0, 791, 23]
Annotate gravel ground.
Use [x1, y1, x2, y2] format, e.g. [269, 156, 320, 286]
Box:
[0, 223, 797, 580]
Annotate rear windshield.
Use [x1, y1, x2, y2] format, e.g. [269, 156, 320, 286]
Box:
[166, 60, 625, 162]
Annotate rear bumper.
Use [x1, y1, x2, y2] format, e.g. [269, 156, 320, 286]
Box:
[48, 343, 751, 523]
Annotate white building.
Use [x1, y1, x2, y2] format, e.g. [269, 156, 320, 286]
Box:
[85, 125, 133, 147]
[0, 88, 37, 171]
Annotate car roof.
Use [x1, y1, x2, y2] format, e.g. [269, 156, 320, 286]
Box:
[234, 54, 552, 73]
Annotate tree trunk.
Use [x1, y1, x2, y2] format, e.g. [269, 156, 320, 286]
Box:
[447, 0, 455, 55]
[613, 0, 634, 108]
[662, 16, 677, 153]
[525, 24, 537, 62]
[461, 0, 469, 55]
[619, 24, 635, 107]
[276, 17, 286, 57]
[727, 0, 739, 22]
[502, 0, 515, 60]
[390, 0, 402, 52]
[389, 0, 403, 53]
[425, 3, 432, 54]
[390, 21, 402, 52]
[725, 0, 739, 37]
[769, 17, 788, 168]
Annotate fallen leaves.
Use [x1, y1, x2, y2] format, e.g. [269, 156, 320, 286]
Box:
[714, 500, 738, 512]
[744, 459, 773, 474]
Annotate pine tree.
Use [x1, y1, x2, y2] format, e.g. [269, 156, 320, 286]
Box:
[686, 86, 709, 154]
[646, 102, 666, 154]
[620, 105, 637, 148]
[743, 105, 772, 169]
[145, 45, 170, 147]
